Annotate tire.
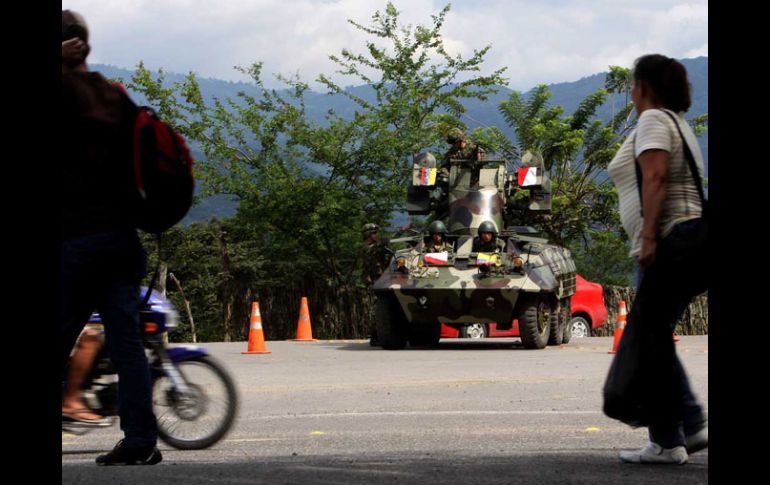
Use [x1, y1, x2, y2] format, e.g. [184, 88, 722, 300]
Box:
[547, 300, 563, 346]
[569, 316, 591, 339]
[153, 355, 238, 450]
[460, 323, 488, 339]
[375, 295, 408, 350]
[561, 301, 572, 344]
[408, 324, 441, 347]
[518, 296, 551, 349]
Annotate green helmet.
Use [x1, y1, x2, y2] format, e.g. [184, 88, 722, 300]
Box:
[428, 220, 447, 235]
[478, 220, 497, 236]
[362, 223, 379, 238]
[446, 128, 466, 145]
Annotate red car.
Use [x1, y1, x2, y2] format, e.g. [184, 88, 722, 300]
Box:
[440, 274, 607, 340]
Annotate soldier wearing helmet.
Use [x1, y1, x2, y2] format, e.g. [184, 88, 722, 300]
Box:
[442, 128, 485, 170]
[360, 222, 414, 286]
[424, 220, 453, 254]
[360, 223, 388, 286]
[472, 220, 505, 253]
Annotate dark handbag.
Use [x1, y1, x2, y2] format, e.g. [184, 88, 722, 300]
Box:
[602, 321, 654, 427]
[603, 305, 682, 427]
[635, 110, 708, 259]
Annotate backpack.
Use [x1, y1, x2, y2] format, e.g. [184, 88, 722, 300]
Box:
[131, 105, 195, 233]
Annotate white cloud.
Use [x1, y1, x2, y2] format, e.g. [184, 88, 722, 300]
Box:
[63, 0, 707, 90]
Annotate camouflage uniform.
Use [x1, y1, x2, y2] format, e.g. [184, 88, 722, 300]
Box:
[472, 220, 504, 252]
[442, 128, 484, 169]
[361, 223, 393, 346]
[471, 236, 505, 253]
[361, 239, 390, 286]
[424, 240, 453, 254]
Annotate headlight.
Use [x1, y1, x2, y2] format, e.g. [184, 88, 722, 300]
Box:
[165, 307, 180, 329]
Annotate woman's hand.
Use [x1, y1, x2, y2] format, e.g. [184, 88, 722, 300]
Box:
[62, 38, 87, 63]
[638, 236, 657, 270]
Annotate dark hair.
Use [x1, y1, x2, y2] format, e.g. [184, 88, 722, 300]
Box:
[633, 54, 691, 112]
[62, 10, 90, 66]
[62, 10, 88, 43]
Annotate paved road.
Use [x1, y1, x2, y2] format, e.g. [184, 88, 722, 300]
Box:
[62, 336, 708, 484]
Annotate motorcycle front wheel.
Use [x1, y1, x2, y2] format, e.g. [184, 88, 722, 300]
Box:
[153, 355, 238, 450]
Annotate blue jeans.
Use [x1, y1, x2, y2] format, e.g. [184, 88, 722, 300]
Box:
[631, 219, 707, 448]
[61, 229, 157, 448]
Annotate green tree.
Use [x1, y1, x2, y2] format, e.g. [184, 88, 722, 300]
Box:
[127, 2, 506, 286]
[499, 83, 636, 284]
[141, 219, 266, 342]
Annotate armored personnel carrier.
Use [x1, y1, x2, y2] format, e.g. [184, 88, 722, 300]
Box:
[372, 151, 576, 350]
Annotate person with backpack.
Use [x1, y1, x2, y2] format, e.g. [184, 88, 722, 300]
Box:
[62, 10, 161, 466]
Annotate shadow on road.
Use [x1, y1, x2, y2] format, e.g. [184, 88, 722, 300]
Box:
[333, 339, 529, 351]
[62, 451, 708, 484]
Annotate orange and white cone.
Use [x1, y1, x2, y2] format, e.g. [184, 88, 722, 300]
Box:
[608, 300, 627, 354]
[292, 296, 317, 341]
[242, 301, 271, 354]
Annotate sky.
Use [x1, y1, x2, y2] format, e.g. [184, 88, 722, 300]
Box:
[63, 0, 707, 91]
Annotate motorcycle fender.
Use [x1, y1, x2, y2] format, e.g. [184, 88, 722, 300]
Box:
[166, 345, 208, 362]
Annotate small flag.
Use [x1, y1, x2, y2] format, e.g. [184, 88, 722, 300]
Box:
[420, 167, 437, 186]
[518, 167, 538, 187]
[424, 251, 448, 265]
[476, 252, 499, 266]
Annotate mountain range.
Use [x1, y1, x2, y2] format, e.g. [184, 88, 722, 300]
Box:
[91, 57, 707, 223]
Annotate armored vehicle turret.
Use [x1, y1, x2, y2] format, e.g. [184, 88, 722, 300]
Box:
[373, 150, 576, 350]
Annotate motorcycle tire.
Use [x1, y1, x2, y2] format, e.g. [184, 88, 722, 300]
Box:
[153, 355, 238, 450]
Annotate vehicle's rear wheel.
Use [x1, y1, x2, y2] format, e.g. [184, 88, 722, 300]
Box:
[460, 323, 488, 339]
[375, 295, 408, 350]
[570, 316, 591, 339]
[561, 301, 572, 344]
[547, 300, 563, 346]
[518, 296, 551, 349]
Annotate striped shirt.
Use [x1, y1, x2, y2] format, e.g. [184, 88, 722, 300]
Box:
[607, 108, 705, 257]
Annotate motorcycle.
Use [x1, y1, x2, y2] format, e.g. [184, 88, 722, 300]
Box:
[62, 288, 239, 450]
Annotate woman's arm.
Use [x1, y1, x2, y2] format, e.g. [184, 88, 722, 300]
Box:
[638, 148, 669, 269]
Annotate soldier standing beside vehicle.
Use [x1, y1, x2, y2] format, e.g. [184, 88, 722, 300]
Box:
[361, 222, 414, 345]
[360, 223, 391, 346]
[360, 223, 390, 286]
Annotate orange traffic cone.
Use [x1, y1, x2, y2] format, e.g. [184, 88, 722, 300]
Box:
[242, 301, 271, 354]
[292, 296, 317, 341]
[608, 300, 627, 354]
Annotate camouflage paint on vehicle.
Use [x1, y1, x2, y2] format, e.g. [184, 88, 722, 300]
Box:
[375, 150, 577, 349]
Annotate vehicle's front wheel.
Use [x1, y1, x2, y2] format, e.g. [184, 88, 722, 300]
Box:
[518, 296, 551, 349]
[375, 295, 408, 350]
[460, 323, 488, 339]
[570, 316, 591, 339]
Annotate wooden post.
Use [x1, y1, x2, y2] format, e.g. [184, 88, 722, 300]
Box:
[168, 272, 197, 343]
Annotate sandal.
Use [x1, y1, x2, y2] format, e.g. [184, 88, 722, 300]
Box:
[62, 408, 109, 426]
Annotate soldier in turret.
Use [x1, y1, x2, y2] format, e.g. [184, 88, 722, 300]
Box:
[472, 220, 505, 253]
[442, 128, 485, 170]
[423, 220, 453, 254]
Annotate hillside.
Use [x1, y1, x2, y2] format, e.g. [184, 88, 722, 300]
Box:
[92, 57, 708, 223]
